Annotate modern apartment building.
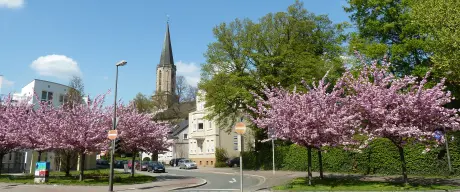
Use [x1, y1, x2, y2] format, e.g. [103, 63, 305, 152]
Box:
[3, 79, 95, 174]
[188, 91, 253, 167]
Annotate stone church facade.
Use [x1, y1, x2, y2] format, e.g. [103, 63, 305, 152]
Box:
[153, 22, 179, 109]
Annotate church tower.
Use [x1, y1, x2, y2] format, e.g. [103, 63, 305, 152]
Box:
[154, 22, 178, 108]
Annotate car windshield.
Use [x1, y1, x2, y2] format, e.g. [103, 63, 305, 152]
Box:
[184, 160, 191, 163]
[150, 161, 160, 166]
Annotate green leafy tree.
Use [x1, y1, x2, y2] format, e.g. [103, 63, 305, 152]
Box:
[199, 1, 347, 137]
[410, 0, 460, 106]
[344, 0, 429, 75]
[133, 93, 154, 113]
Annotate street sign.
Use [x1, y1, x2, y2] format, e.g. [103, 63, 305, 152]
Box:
[108, 130, 118, 140]
[235, 122, 246, 135]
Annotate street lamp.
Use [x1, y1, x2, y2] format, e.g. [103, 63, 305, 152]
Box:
[235, 121, 246, 192]
[109, 60, 127, 192]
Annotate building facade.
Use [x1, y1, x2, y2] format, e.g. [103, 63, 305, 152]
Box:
[3, 79, 95, 174]
[188, 91, 253, 167]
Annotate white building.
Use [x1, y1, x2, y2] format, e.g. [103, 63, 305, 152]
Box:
[188, 91, 254, 167]
[3, 79, 95, 174]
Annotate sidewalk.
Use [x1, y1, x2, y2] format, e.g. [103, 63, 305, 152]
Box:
[0, 175, 206, 192]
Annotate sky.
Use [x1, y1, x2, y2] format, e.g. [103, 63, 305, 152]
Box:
[0, 0, 351, 104]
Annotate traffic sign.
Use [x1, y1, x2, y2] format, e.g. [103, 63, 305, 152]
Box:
[108, 130, 118, 140]
[235, 122, 246, 135]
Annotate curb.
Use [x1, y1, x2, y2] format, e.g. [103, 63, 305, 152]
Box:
[169, 177, 207, 191]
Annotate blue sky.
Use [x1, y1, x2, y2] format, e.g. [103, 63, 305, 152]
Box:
[0, 0, 351, 104]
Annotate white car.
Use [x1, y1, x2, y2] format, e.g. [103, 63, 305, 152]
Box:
[178, 159, 197, 169]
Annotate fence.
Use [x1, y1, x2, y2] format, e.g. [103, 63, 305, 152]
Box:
[1, 162, 27, 173]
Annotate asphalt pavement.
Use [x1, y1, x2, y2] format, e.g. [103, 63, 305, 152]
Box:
[145, 167, 262, 191]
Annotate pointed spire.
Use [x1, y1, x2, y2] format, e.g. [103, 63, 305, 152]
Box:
[159, 21, 174, 66]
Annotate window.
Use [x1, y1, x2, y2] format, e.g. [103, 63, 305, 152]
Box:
[198, 123, 203, 130]
[183, 134, 188, 139]
[41, 91, 53, 102]
[41, 91, 47, 101]
[59, 95, 69, 104]
[209, 121, 212, 129]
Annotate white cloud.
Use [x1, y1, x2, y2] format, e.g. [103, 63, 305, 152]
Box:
[0, 75, 14, 94]
[30, 54, 82, 80]
[0, 0, 24, 9]
[175, 61, 201, 86]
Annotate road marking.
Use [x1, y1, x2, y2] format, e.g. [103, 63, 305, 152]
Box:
[229, 178, 237, 183]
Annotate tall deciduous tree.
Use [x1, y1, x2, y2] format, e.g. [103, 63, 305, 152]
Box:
[409, 0, 460, 106]
[200, 0, 348, 142]
[116, 103, 170, 177]
[249, 73, 359, 185]
[341, 58, 460, 183]
[133, 93, 154, 113]
[67, 76, 85, 105]
[344, 0, 428, 75]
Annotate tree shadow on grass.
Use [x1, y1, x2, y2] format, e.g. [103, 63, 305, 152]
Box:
[282, 175, 460, 191]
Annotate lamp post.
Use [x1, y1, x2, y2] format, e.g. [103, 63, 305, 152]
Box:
[109, 60, 127, 192]
[235, 121, 246, 192]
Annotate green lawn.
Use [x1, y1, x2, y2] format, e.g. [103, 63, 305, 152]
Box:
[0, 169, 155, 185]
[273, 176, 460, 191]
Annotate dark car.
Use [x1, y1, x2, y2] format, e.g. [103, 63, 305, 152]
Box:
[114, 160, 127, 169]
[226, 157, 240, 167]
[169, 158, 184, 166]
[96, 159, 109, 168]
[148, 161, 166, 173]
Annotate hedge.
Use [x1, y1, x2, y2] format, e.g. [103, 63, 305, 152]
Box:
[243, 132, 460, 176]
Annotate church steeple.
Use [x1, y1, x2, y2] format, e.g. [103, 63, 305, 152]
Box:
[159, 22, 174, 67]
[155, 21, 178, 107]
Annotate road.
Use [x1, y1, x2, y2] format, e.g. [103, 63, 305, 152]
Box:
[137, 167, 262, 191]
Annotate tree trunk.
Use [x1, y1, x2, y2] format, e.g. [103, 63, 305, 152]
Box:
[131, 153, 136, 178]
[0, 153, 4, 175]
[79, 152, 85, 181]
[65, 153, 71, 177]
[318, 149, 324, 179]
[307, 146, 312, 185]
[396, 145, 408, 184]
[38, 151, 42, 162]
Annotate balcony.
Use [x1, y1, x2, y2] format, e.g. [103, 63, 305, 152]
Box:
[190, 130, 205, 140]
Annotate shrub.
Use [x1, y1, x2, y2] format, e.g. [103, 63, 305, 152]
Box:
[215, 161, 228, 168]
[243, 132, 460, 176]
[215, 147, 228, 163]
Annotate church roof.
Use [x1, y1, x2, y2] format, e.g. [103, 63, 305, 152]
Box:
[158, 23, 174, 67]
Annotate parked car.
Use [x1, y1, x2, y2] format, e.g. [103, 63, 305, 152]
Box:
[226, 157, 240, 167]
[128, 160, 139, 169]
[169, 158, 184, 166]
[148, 161, 166, 173]
[114, 160, 127, 169]
[178, 159, 197, 169]
[139, 161, 150, 171]
[96, 159, 109, 168]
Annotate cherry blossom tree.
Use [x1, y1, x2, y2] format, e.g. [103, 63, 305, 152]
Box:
[341, 58, 460, 184]
[248, 73, 359, 185]
[0, 95, 33, 175]
[55, 93, 112, 181]
[116, 103, 170, 177]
